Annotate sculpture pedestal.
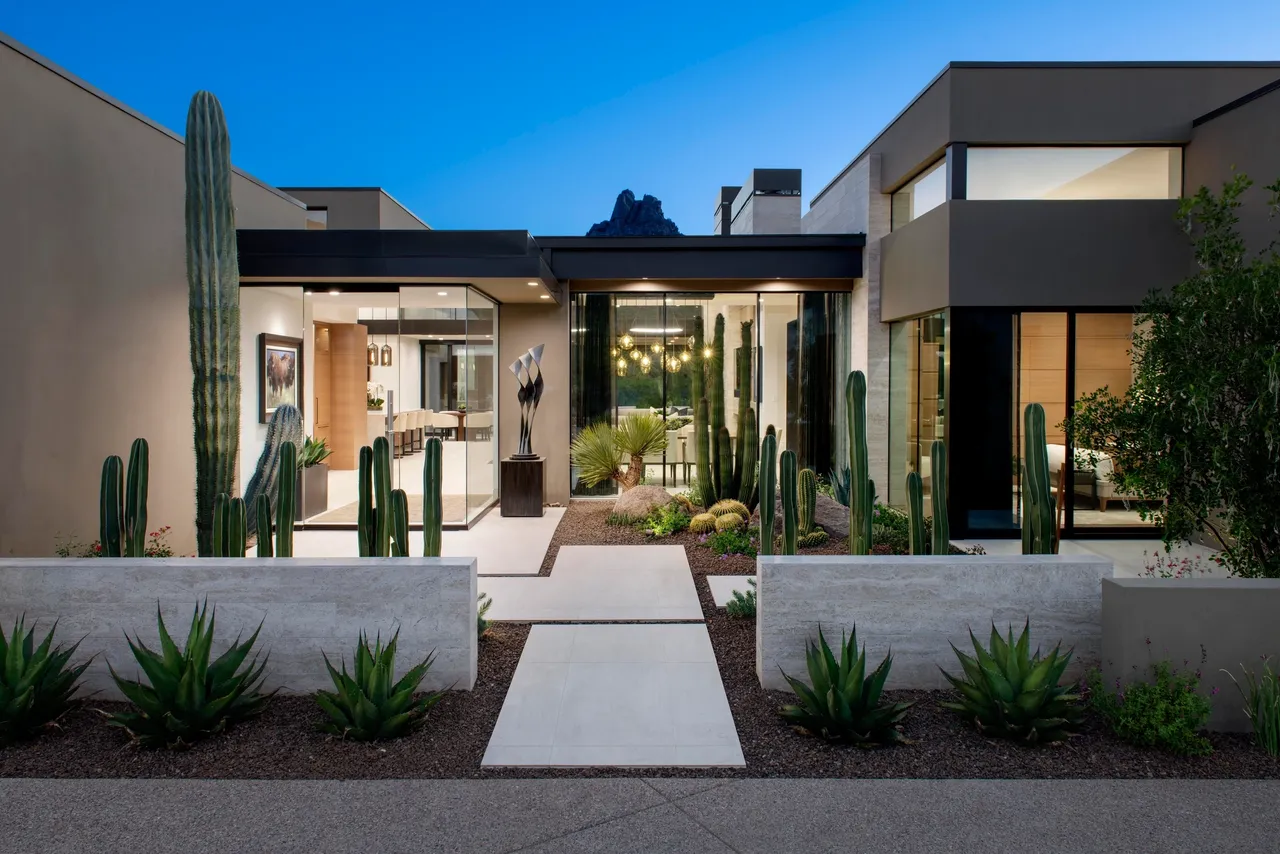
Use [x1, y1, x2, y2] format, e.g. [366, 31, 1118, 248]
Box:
[501, 457, 545, 517]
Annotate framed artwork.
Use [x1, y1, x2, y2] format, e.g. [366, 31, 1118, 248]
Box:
[258, 333, 304, 423]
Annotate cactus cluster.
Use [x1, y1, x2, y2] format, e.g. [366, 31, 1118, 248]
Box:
[210, 442, 295, 558]
[355, 435, 442, 557]
[212, 494, 246, 558]
[243, 404, 303, 537]
[905, 439, 949, 555]
[1022, 403, 1057, 554]
[845, 371, 877, 555]
[100, 438, 149, 558]
[691, 315, 759, 511]
[185, 91, 240, 557]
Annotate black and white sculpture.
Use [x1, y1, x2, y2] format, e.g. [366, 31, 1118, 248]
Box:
[510, 344, 545, 459]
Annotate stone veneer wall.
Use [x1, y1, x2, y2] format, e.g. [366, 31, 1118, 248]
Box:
[1102, 578, 1280, 732]
[756, 554, 1113, 691]
[0, 557, 478, 697]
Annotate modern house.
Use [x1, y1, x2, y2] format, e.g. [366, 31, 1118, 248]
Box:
[2, 26, 1278, 555]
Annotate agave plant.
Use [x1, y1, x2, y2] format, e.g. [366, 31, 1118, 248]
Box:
[107, 601, 271, 749]
[779, 625, 913, 745]
[1, 616, 91, 743]
[316, 629, 445, 741]
[940, 620, 1082, 744]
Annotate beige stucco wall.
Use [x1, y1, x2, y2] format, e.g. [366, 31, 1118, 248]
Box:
[0, 36, 307, 556]
[498, 302, 570, 504]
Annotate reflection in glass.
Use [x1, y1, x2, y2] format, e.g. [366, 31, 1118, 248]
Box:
[891, 158, 947, 229]
[967, 147, 1181, 201]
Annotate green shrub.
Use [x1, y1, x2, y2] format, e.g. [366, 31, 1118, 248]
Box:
[477, 593, 493, 638]
[1087, 659, 1213, 756]
[0, 616, 91, 744]
[703, 527, 757, 559]
[779, 625, 912, 745]
[644, 503, 691, 538]
[725, 579, 756, 618]
[941, 621, 1082, 744]
[317, 629, 445, 742]
[107, 601, 271, 749]
[1224, 657, 1280, 756]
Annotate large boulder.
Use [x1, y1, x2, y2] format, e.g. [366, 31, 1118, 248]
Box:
[756, 491, 849, 538]
[587, 190, 681, 236]
[613, 484, 675, 521]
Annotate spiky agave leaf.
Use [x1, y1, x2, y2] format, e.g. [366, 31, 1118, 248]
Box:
[316, 629, 446, 741]
[106, 600, 271, 749]
[939, 619, 1081, 744]
[778, 625, 913, 745]
[0, 616, 92, 743]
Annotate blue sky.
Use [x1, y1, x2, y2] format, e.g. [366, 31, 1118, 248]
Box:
[7, 1, 1280, 234]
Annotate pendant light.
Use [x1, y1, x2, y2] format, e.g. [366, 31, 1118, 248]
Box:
[367, 339, 379, 366]
[380, 333, 393, 367]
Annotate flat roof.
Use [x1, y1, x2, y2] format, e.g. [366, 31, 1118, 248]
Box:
[237, 230, 865, 303]
[812, 60, 1280, 207]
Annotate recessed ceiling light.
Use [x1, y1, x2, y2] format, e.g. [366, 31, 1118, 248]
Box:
[539, 294, 551, 300]
[328, 289, 341, 295]
[527, 281, 539, 287]
[437, 291, 448, 296]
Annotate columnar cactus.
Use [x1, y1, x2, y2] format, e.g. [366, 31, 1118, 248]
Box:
[275, 441, 297, 557]
[100, 455, 124, 558]
[709, 314, 726, 499]
[845, 371, 876, 555]
[731, 320, 754, 498]
[758, 432, 777, 557]
[390, 489, 410, 557]
[243, 404, 303, 537]
[254, 493, 273, 557]
[798, 468, 818, 536]
[99, 439, 149, 558]
[357, 445, 376, 557]
[691, 317, 716, 508]
[716, 427, 733, 501]
[780, 450, 799, 555]
[372, 436, 393, 557]
[423, 436, 443, 557]
[212, 494, 246, 558]
[930, 439, 950, 557]
[906, 471, 926, 555]
[1022, 403, 1056, 555]
[185, 91, 240, 557]
[737, 413, 758, 507]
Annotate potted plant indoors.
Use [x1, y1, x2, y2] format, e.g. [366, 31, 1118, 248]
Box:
[295, 436, 332, 521]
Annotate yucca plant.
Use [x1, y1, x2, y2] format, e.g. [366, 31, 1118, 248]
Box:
[779, 625, 913, 745]
[940, 620, 1082, 744]
[1, 616, 91, 743]
[570, 415, 667, 491]
[107, 601, 271, 748]
[316, 629, 445, 741]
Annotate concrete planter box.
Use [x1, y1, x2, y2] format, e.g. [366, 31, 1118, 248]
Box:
[0, 557, 477, 698]
[756, 555, 1113, 692]
[1102, 578, 1280, 732]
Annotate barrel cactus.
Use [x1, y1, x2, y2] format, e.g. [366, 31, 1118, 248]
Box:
[243, 404, 303, 537]
[715, 512, 744, 532]
[185, 91, 240, 557]
[689, 513, 717, 534]
[708, 499, 749, 518]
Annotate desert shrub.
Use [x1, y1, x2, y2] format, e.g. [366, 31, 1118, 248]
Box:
[477, 593, 493, 638]
[1087, 657, 1213, 756]
[725, 578, 756, 618]
[644, 503, 691, 538]
[1224, 657, 1280, 756]
[702, 527, 757, 559]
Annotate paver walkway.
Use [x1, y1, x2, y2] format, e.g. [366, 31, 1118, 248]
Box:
[481, 545, 744, 768]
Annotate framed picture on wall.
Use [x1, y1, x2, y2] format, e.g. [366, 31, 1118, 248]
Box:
[258, 333, 304, 423]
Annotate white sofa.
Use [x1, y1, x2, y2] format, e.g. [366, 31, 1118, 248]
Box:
[1046, 443, 1139, 511]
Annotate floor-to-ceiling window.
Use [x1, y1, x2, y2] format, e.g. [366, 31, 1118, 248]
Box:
[888, 311, 947, 516]
[570, 291, 850, 496]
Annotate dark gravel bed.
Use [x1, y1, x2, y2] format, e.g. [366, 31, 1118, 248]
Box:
[3, 501, 1275, 779]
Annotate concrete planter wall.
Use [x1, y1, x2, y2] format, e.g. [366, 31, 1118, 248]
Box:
[0, 557, 477, 698]
[756, 555, 1113, 692]
[1102, 578, 1280, 732]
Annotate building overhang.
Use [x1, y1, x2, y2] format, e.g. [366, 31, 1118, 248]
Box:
[237, 230, 865, 305]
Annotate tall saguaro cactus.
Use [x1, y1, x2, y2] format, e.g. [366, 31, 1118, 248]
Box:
[906, 471, 926, 554]
[709, 315, 726, 500]
[929, 439, 950, 556]
[186, 91, 240, 557]
[1022, 403, 1056, 555]
[758, 432, 777, 556]
[845, 371, 876, 555]
[423, 436, 443, 557]
[731, 320, 755, 498]
[780, 450, 799, 556]
[691, 317, 716, 508]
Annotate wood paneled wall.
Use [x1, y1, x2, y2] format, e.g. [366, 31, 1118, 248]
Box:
[328, 323, 369, 471]
[1019, 313, 1068, 444]
[1075, 313, 1135, 399]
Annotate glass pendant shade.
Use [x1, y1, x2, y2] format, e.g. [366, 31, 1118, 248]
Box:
[639, 355, 652, 374]
[630, 348, 642, 361]
[367, 342, 378, 366]
[380, 342, 393, 366]
[615, 357, 628, 377]
[618, 333, 634, 349]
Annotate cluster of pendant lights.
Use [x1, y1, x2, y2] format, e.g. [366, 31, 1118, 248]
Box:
[611, 333, 702, 378]
[367, 336, 393, 367]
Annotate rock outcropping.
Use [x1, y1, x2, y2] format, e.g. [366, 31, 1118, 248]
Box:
[587, 190, 681, 236]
